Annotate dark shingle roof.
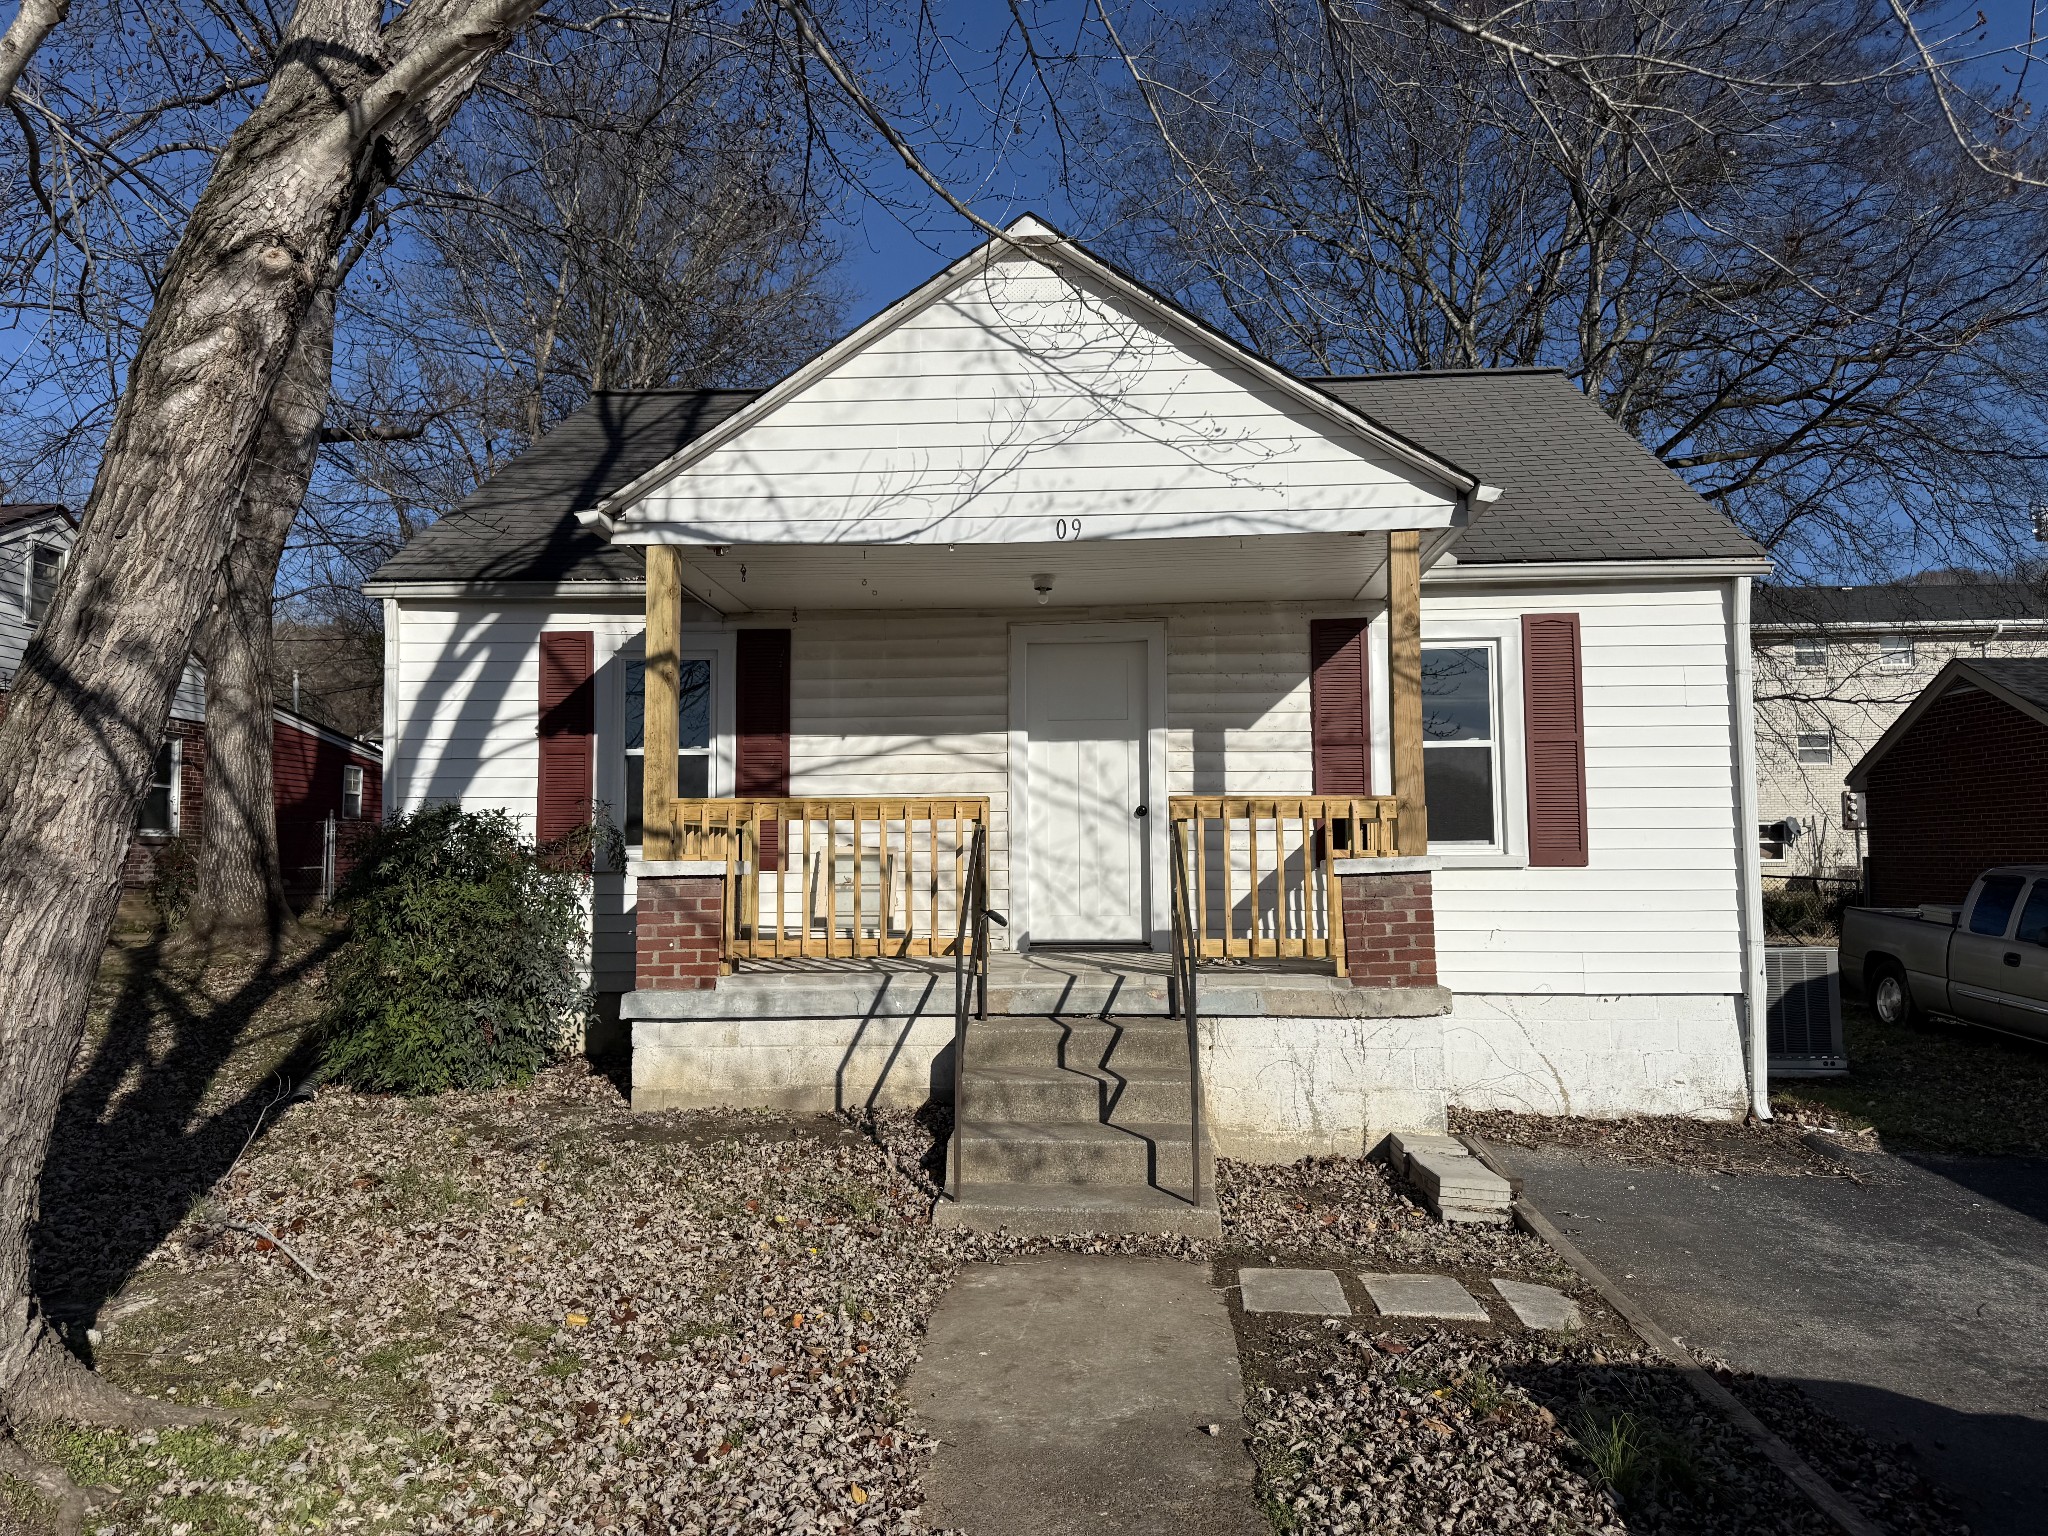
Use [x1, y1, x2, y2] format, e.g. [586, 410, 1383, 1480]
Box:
[371, 369, 1763, 586]
[370, 391, 760, 585]
[1309, 369, 1765, 564]
[1971, 658, 2048, 714]
[1753, 581, 2047, 628]
[0, 503, 71, 535]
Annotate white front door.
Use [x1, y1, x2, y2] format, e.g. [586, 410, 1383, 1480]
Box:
[1026, 639, 1148, 943]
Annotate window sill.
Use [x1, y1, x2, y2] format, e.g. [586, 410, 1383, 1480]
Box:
[1428, 850, 1530, 871]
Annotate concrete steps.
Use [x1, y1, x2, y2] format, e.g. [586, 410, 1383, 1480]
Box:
[946, 1012, 1219, 1236]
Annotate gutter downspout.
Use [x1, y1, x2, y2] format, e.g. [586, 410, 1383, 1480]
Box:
[1731, 576, 1771, 1120]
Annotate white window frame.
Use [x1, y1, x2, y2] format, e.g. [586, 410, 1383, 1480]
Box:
[1795, 730, 1834, 765]
[1878, 635, 1915, 672]
[137, 736, 182, 836]
[1792, 637, 1827, 669]
[26, 541, 61, 626]
[616, 627, 735, 853]
[1409, 617, 1529, 869]
[341, 764, 365, 820]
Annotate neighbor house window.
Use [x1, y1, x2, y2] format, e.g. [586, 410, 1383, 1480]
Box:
[623, 650, 713, 844]
[137, 739, 179, 835]
[341, 764, 364, 820]
[1758, 823, 1787, 861]
[1795, 731, 1834, 765]
[27, 543, 60, 625]
[1420, 644, 1498, 845]
[1793, 638, 1827, 669]
[1879, 636, 1915, 671]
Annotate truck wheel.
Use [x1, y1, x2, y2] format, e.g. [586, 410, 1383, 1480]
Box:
[1869, 960, 1923, 1028]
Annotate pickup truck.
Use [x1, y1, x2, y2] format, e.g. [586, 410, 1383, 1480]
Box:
[1841, 867, 2048, 1039]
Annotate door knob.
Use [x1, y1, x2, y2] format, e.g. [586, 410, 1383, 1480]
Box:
[1133, 805, 1149, 818]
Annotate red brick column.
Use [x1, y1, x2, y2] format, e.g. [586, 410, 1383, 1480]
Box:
[632, 864, 724, 991]
[1337, 860, 1440, 989]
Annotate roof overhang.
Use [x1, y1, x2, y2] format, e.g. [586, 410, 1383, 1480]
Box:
[1846, 658, 2048, 787]
[1425, 556, 1772, 584]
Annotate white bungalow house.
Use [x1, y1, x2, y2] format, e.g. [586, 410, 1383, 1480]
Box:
[366, 217, 1771, 1231]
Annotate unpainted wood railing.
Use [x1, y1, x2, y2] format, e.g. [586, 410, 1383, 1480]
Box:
[1166, 795, 1401, 973]
[653, 797, 993, 961]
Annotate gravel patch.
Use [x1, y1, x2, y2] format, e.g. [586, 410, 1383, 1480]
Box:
[1451, 1107, 1873, 1179]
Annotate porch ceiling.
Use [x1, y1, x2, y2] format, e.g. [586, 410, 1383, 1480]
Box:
[669, 532, 1399, 613]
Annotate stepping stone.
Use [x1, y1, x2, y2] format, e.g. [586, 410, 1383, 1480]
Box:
[1238, 1267, 1351, 1316]
[1491, 1278, 1580, 1331]
[1360, 1273, 1490, 1322]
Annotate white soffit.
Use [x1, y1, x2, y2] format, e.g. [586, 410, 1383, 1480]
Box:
[607, 218, 1476, 547]
[671, 534, 1395, 614]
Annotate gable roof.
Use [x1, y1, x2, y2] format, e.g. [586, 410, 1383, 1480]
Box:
[1310, 370, 1765, 565]
[1754, 580, 2047, 629]
[370, 391, 758, 587]
[595, 215, 1485, 534]
[1848, 657, 2048, 786]
[0, 503, 73, 537]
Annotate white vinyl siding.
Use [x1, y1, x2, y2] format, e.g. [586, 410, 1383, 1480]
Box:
[1425, 581, 1742, 996]
[389, 584, 1744, 1000]
[625, 254, 1461, 545]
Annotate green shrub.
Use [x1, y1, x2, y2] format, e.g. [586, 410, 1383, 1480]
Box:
[320, 805, 596, 1094]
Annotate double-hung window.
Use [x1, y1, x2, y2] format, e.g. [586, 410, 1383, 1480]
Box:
[1795, 731, 1834, 765]
[137, 740, 180, 835]
[623, 648, 714, 845]
[27, 543, 60, 626]
[1792, 638, 1827, 669]
[1879, 636, 1915, 671]
[341, 764, 365, 820]
[1419, 644, 1500, 847]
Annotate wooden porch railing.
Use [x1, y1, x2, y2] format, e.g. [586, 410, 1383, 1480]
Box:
[653, 797, 993, 961]
[1166, 795, 1400, 972]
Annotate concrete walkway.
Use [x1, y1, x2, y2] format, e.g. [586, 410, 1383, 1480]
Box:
[907, 1255, 1263, 1536]
[1497, 1143, 2048, 1536]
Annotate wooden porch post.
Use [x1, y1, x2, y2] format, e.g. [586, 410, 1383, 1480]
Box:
[643, 546, 682, 859]
[1387, 530, 1428, 854]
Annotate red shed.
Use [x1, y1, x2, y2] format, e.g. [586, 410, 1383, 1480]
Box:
[273, 706, 383, 900]
[1848, 658, 2048, 908]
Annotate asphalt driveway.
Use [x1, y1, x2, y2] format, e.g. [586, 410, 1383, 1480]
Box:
[1489, 1142, 2048, 1536]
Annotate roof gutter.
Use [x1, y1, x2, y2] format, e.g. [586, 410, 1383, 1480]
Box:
[1426, 556, 1773, 584]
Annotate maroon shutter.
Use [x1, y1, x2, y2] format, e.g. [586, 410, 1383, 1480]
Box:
[1522, 613, 1589, 867]
[1309, 618, 1372, 794]
[736, 629, 792, 860]
[537, 631, 594, 847]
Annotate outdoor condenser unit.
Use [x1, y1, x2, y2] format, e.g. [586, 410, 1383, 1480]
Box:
[1765, 946, 1847, 1077]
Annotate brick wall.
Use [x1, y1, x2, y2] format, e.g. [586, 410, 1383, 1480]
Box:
[1338, 869, 1439, 988]
[1865, 686, 2048, 907]
[635, 875, 723, 990]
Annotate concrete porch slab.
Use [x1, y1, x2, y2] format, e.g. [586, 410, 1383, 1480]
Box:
[935, 1183, 1222, 1238]
[623, 947, 1449, 1022]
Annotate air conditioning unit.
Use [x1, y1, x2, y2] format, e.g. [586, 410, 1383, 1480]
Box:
[1765, 946, 1846, 1076]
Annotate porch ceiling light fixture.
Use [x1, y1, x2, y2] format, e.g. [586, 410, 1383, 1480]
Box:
[1032, 573, 1055, 605]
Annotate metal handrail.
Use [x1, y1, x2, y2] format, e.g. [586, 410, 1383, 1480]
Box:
[1170, 818, 1207, 1210]
[949, 825, 991, 1199]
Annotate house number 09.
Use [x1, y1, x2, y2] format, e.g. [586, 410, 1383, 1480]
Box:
[1054, 518, 1082, 540]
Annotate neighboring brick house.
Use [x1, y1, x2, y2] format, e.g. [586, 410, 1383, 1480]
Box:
[1847, 659, 2048, 907]
[1752, 580, 2048, 879]
[1, 502, 383, 897]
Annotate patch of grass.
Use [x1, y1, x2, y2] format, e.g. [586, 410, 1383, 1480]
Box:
[1456, 1367, 1515, 1418]
[1775, 1002, 2048, 1156]
[1569, 1396, 1707, 1506]
[540, 1350, 586, 1378]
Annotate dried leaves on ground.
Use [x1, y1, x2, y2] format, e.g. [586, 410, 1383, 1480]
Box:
[3, 931, 1964, 1534]
[1449, 1107, 1865, 1178]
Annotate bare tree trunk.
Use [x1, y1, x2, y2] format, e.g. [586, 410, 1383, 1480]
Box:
[0, 0, 540, 1427]
[188, 282, 341, 942]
